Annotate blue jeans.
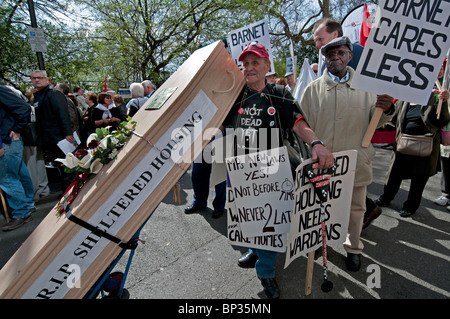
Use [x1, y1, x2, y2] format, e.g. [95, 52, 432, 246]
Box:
[191, 159, 226, 210]
[250, 248, 278, 279]
[0, 139, 34, 219]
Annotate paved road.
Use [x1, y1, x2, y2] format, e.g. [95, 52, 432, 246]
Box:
[1, 145, 449, 301]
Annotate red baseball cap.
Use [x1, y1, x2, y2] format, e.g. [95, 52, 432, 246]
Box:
[238, 42, 269, 61]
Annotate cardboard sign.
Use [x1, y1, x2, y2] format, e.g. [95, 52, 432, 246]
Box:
[284, 150, 357, 268]
[226, 147, 295, 238]
[227, 19, 275, 74]
[226, 186, 288, 253]
[351, 0, 450, 105]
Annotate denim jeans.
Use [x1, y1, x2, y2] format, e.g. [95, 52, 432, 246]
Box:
[191, 159, 226, 210]
[250, 248, 277, 279]
[0, 139, 34, 219]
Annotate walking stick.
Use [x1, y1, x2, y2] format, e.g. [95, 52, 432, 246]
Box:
[304, 161, 336, 292]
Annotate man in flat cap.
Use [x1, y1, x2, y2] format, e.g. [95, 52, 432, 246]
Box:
[299, 36, 395, 271]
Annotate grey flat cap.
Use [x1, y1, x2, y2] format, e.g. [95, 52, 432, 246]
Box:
[321, 36, 353, 55]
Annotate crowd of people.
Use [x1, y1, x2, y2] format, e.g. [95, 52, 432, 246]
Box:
[0, 16, 448, 300]
[0, 75, 156, 231]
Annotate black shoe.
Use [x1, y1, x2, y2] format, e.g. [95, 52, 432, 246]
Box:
[399, 209, 414, 218]
[212, 209, 226, 219]
[237, 251, 259, 268]
[346, 253, 361, 271]
[2, 215, 32, 232]
[259, 278, 280, 299]
[362, 206, 382, 229]
[184, 204, 206, 214]
[374, 197, 390, 207]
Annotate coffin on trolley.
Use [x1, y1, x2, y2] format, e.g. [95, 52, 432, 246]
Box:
[0, 40, 244, 299]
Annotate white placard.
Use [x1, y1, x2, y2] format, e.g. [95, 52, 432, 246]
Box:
[351, 0, 450, 105]
[227, 19, 275, 75]
[284, 150, 357, 268]
[226, 147, 294, 239]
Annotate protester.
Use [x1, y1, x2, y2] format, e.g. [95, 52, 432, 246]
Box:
[113, 94, 129, 122]
[284, 71, 295, 91]
[223, 42, 334, 299]
[275, 77, 287, 86]
[92, 92, 122, 129]
[73, 86, 89, 112]
[141, 80, 156, 98]
[184, 138, 227, 219]
[311, 63, 319, 75]
[375, 65, 450, 218]
[0, 85, 35, 231]
[31, 70, 74, 192]
[312, 17, 382, 229]
[23, 88, 50, 202]
[126, 83, 148, 117]
[433, 59, 450, 210]
[81, 92, 98, 141]
[299, 36, 395, 271]
[265, 71, 277, 84]
[56, 83, 82, 139]
[313, 17, 364, 74]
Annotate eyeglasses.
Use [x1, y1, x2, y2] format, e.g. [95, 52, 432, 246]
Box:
[325, 50, 351, 59]
[31, 76, 45, 80]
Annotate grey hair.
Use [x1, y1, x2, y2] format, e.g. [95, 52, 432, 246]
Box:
[130, 82, 145, 97]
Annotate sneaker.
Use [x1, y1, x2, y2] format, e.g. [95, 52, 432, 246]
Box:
[434, 195, 449, 206]
[2, 215, 32, 231]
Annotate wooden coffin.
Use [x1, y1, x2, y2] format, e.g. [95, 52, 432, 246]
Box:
[0, 40, 244, 299]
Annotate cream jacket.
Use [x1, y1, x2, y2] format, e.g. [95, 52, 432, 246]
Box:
[299, 67, 393, 187]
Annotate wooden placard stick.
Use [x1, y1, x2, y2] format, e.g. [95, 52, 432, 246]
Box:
[304, 251, 315, 295]
[362, 107, 384, 148]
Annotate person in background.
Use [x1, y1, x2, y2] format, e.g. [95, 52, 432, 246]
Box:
[141, 80, 156, 98]
[376, 63, 450, 218]
[31, 70, 74, 192]
[0, 85, 35, 231]
[265, 71, 277, 84]
[92, 92, 122, 129]
[127, 83, 149, 117]
[73, 86, 89, 113]
[284, 71, 295, 91]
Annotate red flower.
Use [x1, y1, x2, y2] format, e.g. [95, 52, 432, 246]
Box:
[74, 149, 89, 157]
[88, 140, 100, 149]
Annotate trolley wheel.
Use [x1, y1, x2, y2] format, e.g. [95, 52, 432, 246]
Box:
[103, 288, 130, 299]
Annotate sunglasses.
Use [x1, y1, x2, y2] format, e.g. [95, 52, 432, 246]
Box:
[242, 42, 268, 55]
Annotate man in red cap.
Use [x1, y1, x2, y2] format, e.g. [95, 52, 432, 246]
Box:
[222, 42, 334, 298]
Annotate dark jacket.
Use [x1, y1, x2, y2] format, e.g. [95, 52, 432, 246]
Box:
[0, 85, 31, 145]
[33, 85, 73, 146]
[387, 93, 450, 177]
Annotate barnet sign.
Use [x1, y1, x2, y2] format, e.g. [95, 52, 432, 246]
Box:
[351, 0, 450, 105]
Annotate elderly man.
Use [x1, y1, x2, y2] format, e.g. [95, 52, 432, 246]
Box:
[126, 82, 148, 117]
[284, 71, 295, 91]
[223, 42, 334, 299]
[141, 80, 156, 98]
[313, 17, 382, 229]
[299, 36, 394, 271]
